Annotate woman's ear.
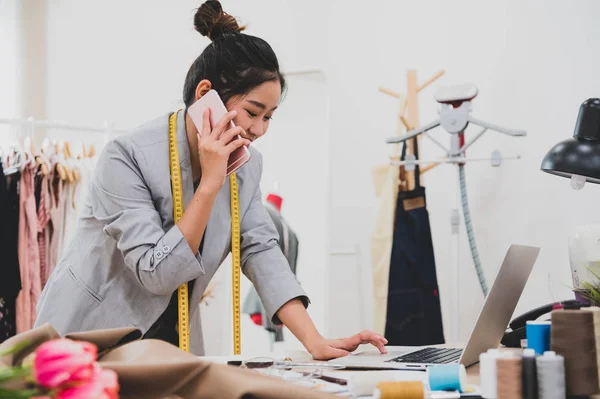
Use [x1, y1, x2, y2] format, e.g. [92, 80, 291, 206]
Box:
[195, 80, 212, 101]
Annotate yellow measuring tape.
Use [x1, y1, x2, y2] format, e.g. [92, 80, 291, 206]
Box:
[168, 111, 241, 355]
[229, 171, 242, 355]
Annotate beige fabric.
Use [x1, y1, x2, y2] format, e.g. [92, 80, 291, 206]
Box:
[0, 324, 336, 399]
[370, 164, 400, 335]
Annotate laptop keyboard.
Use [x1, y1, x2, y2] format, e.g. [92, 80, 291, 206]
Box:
[387, 348, 462, 364]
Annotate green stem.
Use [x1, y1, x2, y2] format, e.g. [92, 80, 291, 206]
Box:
[0, 387, 43, 398]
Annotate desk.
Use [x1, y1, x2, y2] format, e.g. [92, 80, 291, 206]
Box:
[202, 349, 600, 398]
[200, 349, 484, 398]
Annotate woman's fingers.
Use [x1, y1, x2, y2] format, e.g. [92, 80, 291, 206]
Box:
[219, 126, 246, 144]
[201, 108, 212, 138]
[224, 137, 251, 154]
[210, 110, 237, 138]
[352, 330, 388, 354]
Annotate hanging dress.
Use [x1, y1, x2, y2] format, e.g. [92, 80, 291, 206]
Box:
[0, 163, 21, 342]
[15, 166, 40, 333]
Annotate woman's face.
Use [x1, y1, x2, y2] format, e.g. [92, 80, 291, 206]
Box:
[225, 80, 281, 142]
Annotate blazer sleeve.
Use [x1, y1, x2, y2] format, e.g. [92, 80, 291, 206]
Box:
[90, 138, 205, 296]
[239, 153, 309, 325]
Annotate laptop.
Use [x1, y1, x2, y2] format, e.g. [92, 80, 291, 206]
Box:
[330, 244, 540, 370]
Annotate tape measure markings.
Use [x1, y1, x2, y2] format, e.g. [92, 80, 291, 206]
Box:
[168, 111, 190, 353]
[230, 172, 241, 355]
[168, 111, 242, 355]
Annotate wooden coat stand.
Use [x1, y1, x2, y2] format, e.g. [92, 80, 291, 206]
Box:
[379, 69, 445, 191]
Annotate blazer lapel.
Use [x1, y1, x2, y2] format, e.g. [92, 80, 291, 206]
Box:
[178, 109, 231, 319]
[189, 181, 231, 329]
[204, 179, 231, 261]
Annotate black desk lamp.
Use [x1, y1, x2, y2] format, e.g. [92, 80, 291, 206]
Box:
[541, 98, 600, 305]
[541, 98, 600, 189]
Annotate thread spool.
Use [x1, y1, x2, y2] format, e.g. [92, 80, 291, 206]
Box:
[372, 382, 464, 399]
[348, 371, 422, 397]
[551, 309, 599, 396]
[427, 364, 467, 392]
[496, 353, 522, 399]
[526, 321, 551, 355]
[536, 351, 565, 399]
[583, 306, 600, 391]
[521, 349, 538, 399]
[374, 381, 425, 399]
[480, 349, 500, 398]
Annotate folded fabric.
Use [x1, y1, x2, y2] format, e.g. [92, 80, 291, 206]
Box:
[0, 323, 336, 399]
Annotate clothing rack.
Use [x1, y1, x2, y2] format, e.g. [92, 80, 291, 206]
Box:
[0, 117, 128, 146]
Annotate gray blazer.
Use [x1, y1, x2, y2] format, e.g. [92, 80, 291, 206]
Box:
[34, 110, 309, 355]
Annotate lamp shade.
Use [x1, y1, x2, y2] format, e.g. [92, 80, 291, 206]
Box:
[541, 98, 600, 183]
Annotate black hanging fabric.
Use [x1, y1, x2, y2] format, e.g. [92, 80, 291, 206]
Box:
[0, 161, 21, 343]
[383, 138, 445, 345]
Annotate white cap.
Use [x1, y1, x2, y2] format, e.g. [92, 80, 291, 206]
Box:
[523, 349, 536, 357]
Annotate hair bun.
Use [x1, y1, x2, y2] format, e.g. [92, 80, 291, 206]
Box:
[194, 0, 245, 41]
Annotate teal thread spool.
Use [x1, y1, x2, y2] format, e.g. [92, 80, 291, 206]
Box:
[427, 364, 467, 392]
[527, 321, 551, 355]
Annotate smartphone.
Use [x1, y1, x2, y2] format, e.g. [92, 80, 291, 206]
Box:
[187, 89, 251, 176]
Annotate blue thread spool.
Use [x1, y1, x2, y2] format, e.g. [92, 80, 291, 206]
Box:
[526, 321, 551, 355]
[427, 364, 467, 392]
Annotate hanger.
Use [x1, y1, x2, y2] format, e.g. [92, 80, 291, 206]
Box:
[35, 151, 50, 176]
[87, 143, 96, 158]
[46, 138, 67, 181]
[23, 119, 49, 176]
[63, 140, 72, 159]
[65, 140, 81, 182]
[4, 123, 36, 175]
[75, 140, 85, 160]
[3, 145, 27, 176]
[60, 139, 75, 183]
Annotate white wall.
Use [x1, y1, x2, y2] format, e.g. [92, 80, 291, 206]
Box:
[0, 0, 20, 147]
[325, 0, 600, 342]
[10, 0, 600, 352]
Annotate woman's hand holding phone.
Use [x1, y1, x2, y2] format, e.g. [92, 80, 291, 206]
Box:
[197, 108, 251, 192]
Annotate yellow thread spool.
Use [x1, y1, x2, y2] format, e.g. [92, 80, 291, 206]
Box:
[374, 381, 425, 399]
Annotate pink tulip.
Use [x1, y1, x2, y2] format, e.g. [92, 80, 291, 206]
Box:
[33, 339, 97, 388]
[56, 367, 119, 399]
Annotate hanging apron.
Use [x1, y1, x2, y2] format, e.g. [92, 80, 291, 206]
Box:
[384, 138, 445, 345]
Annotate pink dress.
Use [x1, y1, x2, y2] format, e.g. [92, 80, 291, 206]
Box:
[37, 175, 51, 289]
[15, 167, 40, 333]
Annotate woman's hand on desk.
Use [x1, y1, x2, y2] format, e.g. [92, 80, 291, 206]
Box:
[276, 299, 389, 361]
[307, 330, 389, 361]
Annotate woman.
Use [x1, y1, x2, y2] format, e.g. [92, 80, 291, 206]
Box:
[35, 0, 388, 360]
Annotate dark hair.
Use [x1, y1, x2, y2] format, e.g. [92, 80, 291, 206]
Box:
[183, 0, 286, 107]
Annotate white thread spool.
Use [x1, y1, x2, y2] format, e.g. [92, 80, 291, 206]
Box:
[479, 349, 500, 398]
[536, 351, 566, 399]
